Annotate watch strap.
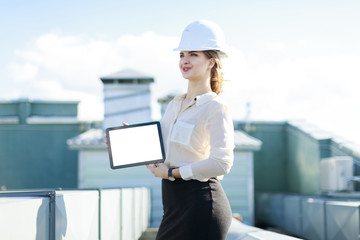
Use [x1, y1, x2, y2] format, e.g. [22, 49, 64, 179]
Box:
[168, 168, 175, 181]
[168, 168, 173, 177]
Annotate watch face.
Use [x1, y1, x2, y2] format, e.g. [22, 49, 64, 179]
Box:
[168, 176, 176, 181]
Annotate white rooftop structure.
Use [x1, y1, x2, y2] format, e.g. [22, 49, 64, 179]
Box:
[100, 68, 154, 129]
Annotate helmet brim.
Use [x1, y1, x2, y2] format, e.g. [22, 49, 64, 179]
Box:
[173, 47, 228, 58]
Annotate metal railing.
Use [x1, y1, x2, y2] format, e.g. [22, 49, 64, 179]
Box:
[0, 187, 150, 240]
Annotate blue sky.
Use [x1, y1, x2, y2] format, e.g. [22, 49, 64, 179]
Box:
[1, 0, 360, 147]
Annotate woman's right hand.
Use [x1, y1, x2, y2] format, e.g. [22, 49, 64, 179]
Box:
[104, 122, 129, 148]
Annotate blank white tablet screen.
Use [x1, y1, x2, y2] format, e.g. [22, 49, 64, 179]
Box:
[108, 123, 164, 168]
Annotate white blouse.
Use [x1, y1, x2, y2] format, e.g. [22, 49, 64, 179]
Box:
[161, 92, 235, 182]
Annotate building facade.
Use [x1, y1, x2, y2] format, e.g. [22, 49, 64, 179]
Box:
[0, 99, 82, 189]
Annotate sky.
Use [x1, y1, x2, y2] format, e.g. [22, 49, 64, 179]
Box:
[1, 0, 359, 147]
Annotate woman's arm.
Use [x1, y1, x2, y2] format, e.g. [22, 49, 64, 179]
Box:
[179, 103, 235, 181]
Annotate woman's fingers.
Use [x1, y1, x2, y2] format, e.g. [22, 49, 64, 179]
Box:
[104, 134, 108, 148]
[146, 163, 168, 179]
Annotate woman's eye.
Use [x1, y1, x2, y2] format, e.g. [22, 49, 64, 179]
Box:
[191, 53, 198, 56]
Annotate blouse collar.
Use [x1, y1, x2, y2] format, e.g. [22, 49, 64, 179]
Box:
[174, 92, 217, 106]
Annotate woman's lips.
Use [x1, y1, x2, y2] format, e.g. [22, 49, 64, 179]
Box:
[183, 67, 191, 72]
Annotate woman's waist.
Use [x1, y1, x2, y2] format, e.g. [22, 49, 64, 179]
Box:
[162, 177, 218, 185]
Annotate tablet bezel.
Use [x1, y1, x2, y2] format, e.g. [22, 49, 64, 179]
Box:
[106, 121, 166, 169]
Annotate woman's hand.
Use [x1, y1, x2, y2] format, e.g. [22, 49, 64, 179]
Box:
[146, 163, 169, 179]
[104, 122, 129, 148]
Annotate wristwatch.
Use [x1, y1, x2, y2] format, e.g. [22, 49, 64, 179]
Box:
[168, 168, 175, 181]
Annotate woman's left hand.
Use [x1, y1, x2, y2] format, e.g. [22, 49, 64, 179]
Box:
[146, 163, 169, 179]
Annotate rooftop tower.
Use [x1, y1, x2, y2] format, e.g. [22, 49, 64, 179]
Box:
[100, 68, 154, 129]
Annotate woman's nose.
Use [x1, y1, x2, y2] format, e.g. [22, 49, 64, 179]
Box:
[180, 57, 189, 64]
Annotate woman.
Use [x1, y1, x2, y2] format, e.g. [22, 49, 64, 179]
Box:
[146, 20, 235, 240]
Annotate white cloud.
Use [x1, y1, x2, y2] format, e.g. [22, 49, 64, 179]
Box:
[9, 62, 38, 82]
[228, 50, 360, 145]
[6, 32, 185, 121]
[262, 42, 289, 54]
[5, 31, 360, 146]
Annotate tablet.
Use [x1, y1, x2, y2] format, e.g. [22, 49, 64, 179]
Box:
[106, 121, 166, 169]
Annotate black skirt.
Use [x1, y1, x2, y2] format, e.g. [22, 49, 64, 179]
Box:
[156, 178, 232, 240]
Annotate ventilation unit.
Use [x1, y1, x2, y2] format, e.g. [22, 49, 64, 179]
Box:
[320, 156, 353, 191]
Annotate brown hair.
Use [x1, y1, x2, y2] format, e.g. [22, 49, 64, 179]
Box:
[204, 50, 224, 95]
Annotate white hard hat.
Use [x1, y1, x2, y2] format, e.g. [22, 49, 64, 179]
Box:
[174, 20, 228, 57]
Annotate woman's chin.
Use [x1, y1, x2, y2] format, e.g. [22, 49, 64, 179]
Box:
[181, 73, 191, 80]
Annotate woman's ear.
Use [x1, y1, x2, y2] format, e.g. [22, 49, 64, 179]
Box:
[208, 58, 215, 69]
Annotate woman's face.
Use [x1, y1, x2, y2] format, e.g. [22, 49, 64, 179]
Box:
[179, 51, 213, 81]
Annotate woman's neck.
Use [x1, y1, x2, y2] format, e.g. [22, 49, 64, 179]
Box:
[186, 77, 212, 100]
